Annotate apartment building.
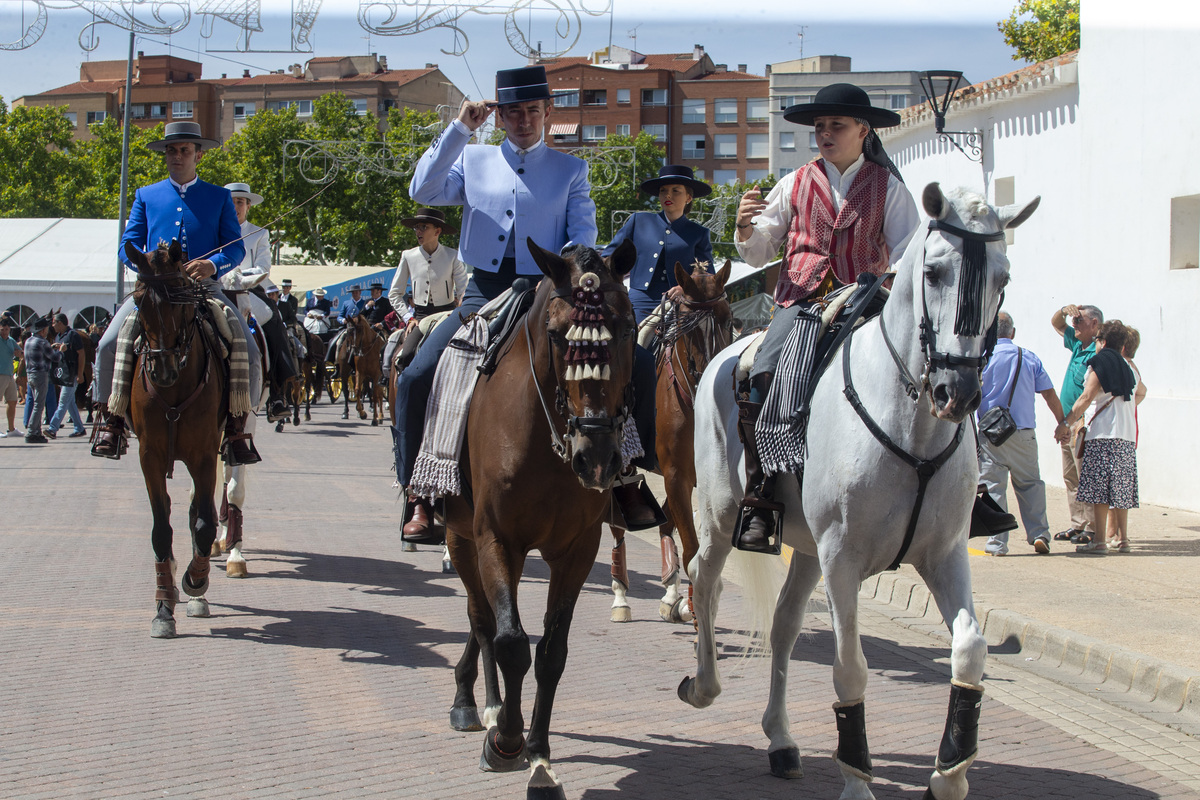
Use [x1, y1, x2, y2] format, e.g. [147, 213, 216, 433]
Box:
[538, 45, 769, 186]
[15, 53, 463, 143]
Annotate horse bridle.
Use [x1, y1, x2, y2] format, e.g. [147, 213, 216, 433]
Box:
[659, 292, 731, 408]
[135, 270, 207, 379]
[880, 219, 1006, 402]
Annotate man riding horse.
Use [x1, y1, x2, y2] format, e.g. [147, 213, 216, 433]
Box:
[92, 120, 262, 465]
[396, 64, 662, 543]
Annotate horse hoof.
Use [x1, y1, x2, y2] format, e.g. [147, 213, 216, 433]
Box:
[659, 597, 693, 625]
[768, 747, 803, 779]
[150, 617, 176, 638]
[210, 540, 224, 557]
[371, 418, 378, 426]
[401, 541, 418, 553]
[527, 784, 566, 800]
[610, 606, 632, 623]
[226, 560, 248, 578]
[359, 412, 367, 420]
[442, 558, 456, 574]
[480, 727, 525, 772]
[677, 676, 711, 708]
[186, 597, 210, 618]
[304, 413, 311, 422]
[292, 417, 299, 426]
[341, 412, 349, 419]
[450, 706, 483, 732]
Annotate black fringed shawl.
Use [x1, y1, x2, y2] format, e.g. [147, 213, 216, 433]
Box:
[1088, 347, 1136, 401]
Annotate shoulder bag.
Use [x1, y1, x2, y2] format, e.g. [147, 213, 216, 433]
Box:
[979, 348, 1022, 446]
[1075, 396, 1116, 460]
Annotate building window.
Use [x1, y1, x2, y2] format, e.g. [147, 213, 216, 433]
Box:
[1170, 194, 1200, 269]
[86, 110, 107, 124]
[149, 103, 168, 119]
[809, 132, 818, 150]
[778, 94, 808, 110]
[553, 91, 579, 108]
[582, 89, 607, 106]
[296, 99, 313, 116]
[682, 134, 705, 160]
[5, 304, 37, 328]
[746, 133, 769, 159]
[73, 306, 111, 330]
[172, 101, 194, 119]
[63, 111, 78, 127]
[641, 88, 667, 106]
[692, 169, 705, 180]
[582, 124, 607, 142]
[713, 134, 737, 159]
[682, 98, 705, 124]
[233, 102, 255, 119]
[641, 124, 667, 142]
[617, 88, 630, 104]
[779, 131, 795, 150]
[746, 97, 769, 122]
[352, 99, 368, 115]
[128, 104, 147, 119]
[616, 123, 631, 137]
[714, 98, 737, 124]
[712, 169, 738, 186]
[778, 167, 793, 177]
[890, 93, 908, 110]
[745, 168, 770, 183]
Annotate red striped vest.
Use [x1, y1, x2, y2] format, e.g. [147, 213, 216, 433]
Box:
[776, 159, 890, 307]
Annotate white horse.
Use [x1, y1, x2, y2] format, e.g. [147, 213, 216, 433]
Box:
[679, 184, 1039, 800]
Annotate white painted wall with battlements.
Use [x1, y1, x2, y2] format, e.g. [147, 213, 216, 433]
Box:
[879, 0, 1200, 512]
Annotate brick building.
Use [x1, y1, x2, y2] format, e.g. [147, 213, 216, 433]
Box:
[538, 45, 769, 186]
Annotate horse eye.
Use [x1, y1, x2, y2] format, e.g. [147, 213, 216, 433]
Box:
[924, 266, 939, 285]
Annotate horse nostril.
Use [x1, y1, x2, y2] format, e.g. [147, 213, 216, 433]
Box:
[572, 451, 587, 477]
[933, 384, 951, 407]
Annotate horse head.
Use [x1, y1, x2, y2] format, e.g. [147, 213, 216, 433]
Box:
[529, 237, 638, 491]
[127, 239, 199, 388]
[907, 183, 1040, 422]
[671, 259, 735, 357]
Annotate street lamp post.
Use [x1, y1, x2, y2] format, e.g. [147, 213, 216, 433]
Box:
[917, 70, 983, 163]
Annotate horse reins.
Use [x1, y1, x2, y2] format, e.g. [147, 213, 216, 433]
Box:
[657, 293, 730, 410]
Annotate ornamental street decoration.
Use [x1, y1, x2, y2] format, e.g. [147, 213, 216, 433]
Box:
[198, 0, 322, 53]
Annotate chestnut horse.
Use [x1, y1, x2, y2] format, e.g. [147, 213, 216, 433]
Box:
[444, 239, 637, 800]
[345, 313, 384, 425]
[609, 261, 733, 624]
[125, 241, 225, 638]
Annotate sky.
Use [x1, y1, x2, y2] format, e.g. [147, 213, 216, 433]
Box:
[0, 0, 1028, 108]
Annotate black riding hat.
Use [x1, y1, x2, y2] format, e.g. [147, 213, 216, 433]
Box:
[149, 121, 220, 152]
[640, 164, 712, 198]
[495, 66, 552, 106]
[400, 207, 458, 235]
[783, 83, 902, 129]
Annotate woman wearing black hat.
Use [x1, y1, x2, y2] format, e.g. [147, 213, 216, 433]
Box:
[603, 165, 714, 324]
[732, 83, 920, 550]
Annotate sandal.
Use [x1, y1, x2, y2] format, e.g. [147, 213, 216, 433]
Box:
[1111, 540, 1131, 553]
[1072, 533, 1092, 545]
[1053, 529, 1079, 541]
[1075, 540, 1108, 554]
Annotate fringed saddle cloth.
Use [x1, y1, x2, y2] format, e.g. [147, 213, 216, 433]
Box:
[108, 300, 251, 419]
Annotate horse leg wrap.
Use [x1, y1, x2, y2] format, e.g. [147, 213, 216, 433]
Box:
[182, 555, 210, 597]
[660, 534, 680, 586]
[154, 559, 178, 604]
[610, 537, 628, 592]
[936, 680, 983, 772]
[218, 484, 229, 524]
[833, 699, 872, 780]
[227, 506, 243, 549]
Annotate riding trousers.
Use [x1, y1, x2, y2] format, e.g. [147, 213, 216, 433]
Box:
[93, 283, 262, 410]
[392, 258, 657, 488]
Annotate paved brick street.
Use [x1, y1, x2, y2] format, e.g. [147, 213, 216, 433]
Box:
[2, 402, 1198, 799]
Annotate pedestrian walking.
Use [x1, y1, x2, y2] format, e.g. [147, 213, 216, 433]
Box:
[22, 317, 59, 444]
[1049, 303, 1103, 542]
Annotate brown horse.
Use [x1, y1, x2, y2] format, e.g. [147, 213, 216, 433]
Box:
[444, 239, 637, 799]
[609, 261, 734, 624]
[298, 328, 325, 417]
[345, 313, 384, 425]
[125, 240, 225, 639]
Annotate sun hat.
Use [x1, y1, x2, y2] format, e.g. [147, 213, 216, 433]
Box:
[782, 83, 902, 129]
[224, 182, 263, 205]
[313, 287, 327, 297]
[400, 207, 458, 235]
[148, 121, 220, 152]
[640, 165, 712, 199]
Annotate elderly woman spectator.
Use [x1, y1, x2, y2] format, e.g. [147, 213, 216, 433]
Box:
[1055, 321, 1146, 554]
[1104, 326, 1145, 551]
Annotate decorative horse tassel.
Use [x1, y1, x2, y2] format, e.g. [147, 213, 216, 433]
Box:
[953, 238, 987, 337]
[564, 272, 613, 382]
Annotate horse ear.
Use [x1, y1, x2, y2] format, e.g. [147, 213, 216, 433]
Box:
[527, 237, 570, 285]
[168, 238, 183, 264]
[673, 262, 697, 296]
[124, 241, 149, 272]
[997, 195, 1041, 230]
[715, 259, 732, 289]
[922, 182, 949, 220]
[606, 237, 637, 280]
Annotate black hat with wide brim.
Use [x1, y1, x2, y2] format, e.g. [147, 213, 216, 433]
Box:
[783, 83, 902, 129]
[400, 207, 458, 235]
[640, 164, 712, 198]
[148, 121, 220, 152]
[495, 65, 552, 105]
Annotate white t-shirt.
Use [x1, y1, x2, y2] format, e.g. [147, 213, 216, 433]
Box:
[1083, 364, 1139, 443]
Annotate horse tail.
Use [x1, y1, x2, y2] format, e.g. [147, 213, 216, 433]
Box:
[725, 548, 788, 659]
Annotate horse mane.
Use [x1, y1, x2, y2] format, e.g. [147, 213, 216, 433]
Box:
[943, 187, 996, 228]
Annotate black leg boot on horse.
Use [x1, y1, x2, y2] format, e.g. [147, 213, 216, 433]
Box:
[91, 408, 129, 459]
[734, 373, 784, 554]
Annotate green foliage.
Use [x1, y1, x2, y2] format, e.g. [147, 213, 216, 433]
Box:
[997, 0, 1081, 63]
[0, 97, 76, 217]
[384, 107, 455, 254]
[591, 131, 670, 245]
[707, 175, 779, 262]
[64, 118, 165, 218]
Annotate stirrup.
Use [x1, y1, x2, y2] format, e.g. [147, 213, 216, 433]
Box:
[90, 415, 128, 459]
[221, 425, 262, 466]
[733, 494, 784, 555]
[609, 471, 668, 532]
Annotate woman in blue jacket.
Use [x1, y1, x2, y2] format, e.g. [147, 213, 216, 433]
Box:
[604, 165, 714, 323]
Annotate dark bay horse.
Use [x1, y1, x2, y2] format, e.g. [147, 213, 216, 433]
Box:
[125, 241, 225, 638]
[444, 238, 637, 800]
[299, 328, 325, 418]
[345, 313, 384, 425]
[609, 260, 733, 624]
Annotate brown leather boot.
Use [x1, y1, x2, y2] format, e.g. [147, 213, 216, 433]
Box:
[401, 498, 444, 545]
[611, 469, 666, 532]
[91, 410, 128, 459]
[222, 413, 262, 466]
[735, 397, 783, 553]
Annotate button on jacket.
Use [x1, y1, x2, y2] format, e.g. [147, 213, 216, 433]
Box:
[120, 179, 245, 276]
[409, 120, 597, 275]
[603, 211, 715, 292]
[388, 244, 468, 322]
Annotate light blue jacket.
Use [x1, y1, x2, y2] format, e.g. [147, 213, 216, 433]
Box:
[409, 120, 598, 276]
[120, 179, 245, 276]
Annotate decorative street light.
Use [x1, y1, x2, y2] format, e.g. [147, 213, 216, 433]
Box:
[917, 70, 983, 162]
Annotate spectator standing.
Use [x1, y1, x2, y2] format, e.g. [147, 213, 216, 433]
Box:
[1056, 321, 1145, 554]
[47, 313, 87, 438]
[1107, 326, 1146, 551]
[977, 312, 1066, 555]
[1049, 303, 1103, 542]
[22, 317, 60, 444]
[22, 327, 56, 431]
[0, 317, 19, 437]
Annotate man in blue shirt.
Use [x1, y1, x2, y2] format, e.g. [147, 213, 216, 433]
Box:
[0, 317, 21, 437]
[93, 121, 262, 465]
[337, 285, 367, 325]
[1049, 302, 1103, 541]
[977, 312, 1067, 555]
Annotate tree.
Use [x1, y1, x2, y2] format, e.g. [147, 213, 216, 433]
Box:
[383, 107, 454, 254]
[62, 118, 166, 218]
[590, 131, 671, 245]
[998, 0, 1081, 63]
[0, 97, 75, 218]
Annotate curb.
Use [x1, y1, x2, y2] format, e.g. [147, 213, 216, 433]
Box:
[859, 570, 1200, 732]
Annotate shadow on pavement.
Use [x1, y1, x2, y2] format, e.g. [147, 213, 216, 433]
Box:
[253, 549, 459, 598]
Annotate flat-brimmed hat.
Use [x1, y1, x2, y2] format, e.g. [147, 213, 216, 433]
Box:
[783, 83, 902, 129]
[313, 287, 327, 297]
[149, 121, 220, 152]
[32, 316, 51, 330]
[348, 284, 362, 293]
[369, 282, 385, 291]
[495, 65, 552, 106]
[280, 279, 292, 288]
[225, 182, 263, 205]
[641, 165, 712, 199]
[401, 207, 458, 234]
